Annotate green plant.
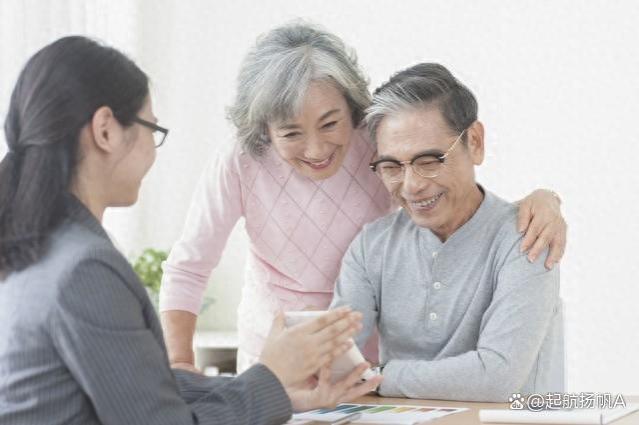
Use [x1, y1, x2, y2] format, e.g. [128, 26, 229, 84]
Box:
[131, 248, 168, 294]
[131, 248, 215, 313]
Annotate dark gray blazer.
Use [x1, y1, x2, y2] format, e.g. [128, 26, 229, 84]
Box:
[0, 196, 291, 424]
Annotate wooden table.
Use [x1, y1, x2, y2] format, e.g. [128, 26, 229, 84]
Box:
[352, 395, 639, 424]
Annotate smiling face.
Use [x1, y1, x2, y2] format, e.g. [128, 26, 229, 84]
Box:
[375, 105, 485, 240]
[267, 81, 354, 180]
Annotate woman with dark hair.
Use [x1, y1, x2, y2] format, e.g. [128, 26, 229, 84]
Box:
[0, 36, 381, 425]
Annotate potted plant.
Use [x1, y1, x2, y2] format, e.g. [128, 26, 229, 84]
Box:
[131, 248, 167, 310]
[131, 248, 215, 313]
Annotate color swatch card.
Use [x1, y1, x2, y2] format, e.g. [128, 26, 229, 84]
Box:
[289, 403, 468, 424]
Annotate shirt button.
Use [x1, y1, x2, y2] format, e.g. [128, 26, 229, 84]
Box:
[433, 281, 442, 290]
[432, 251, 438, 258]
[429, 312, 438, 321]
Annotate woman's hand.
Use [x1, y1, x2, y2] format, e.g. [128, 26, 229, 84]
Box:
[287, 364, 383, 412]
[517, 189, 567, 269]
[259, 307, 362, 388]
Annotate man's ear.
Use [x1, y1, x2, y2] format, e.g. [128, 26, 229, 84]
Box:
[90, 106, 119, 153]
[467, 120, 485, 165]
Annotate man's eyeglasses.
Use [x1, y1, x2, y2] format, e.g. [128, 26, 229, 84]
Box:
[369, 128, 467, 183]
[133, 117, 169, 148]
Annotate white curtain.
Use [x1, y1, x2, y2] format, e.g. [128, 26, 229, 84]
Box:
[0, 0, 143, 242]
[0, 0, 244, 331]
[0, 0, 191, 254]
[0, 0, 140, 135]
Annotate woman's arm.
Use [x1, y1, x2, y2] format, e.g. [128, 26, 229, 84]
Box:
[161, 310, 198, 372]
[160, 147, 244, 370]
[50, 255, 291, 425]
[516, 189, 567, 269]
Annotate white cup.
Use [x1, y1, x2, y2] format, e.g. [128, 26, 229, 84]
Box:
[284, 310, 376, 382]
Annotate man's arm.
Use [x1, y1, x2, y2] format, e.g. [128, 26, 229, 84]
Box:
[379, 242, 560, 402]
[329, 231, 378, 351]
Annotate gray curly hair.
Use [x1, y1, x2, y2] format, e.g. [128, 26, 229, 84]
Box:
[227, 21, 371, 157]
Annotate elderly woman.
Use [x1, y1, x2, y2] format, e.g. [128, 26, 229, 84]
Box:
[160, 22, 567, 374]
[0, 36, 380, 425]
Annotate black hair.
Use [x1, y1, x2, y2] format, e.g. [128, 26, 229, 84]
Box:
[0, 36, 148, 275]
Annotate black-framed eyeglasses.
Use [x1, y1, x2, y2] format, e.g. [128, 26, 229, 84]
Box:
[369, 128, 467, 183]
[133, 117, 169, 148]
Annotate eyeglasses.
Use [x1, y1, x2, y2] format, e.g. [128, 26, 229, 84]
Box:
[133, 117, 169, 148]
[369, 128, 467, 183]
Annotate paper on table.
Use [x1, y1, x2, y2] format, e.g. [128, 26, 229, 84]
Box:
[290, 403, 468, 425]
[479, 403, 639, 424]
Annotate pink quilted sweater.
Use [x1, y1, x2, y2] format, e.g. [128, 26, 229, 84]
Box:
[160, 127, 391, 363]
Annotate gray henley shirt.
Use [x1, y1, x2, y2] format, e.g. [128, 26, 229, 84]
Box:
[330, 188, 564, 402]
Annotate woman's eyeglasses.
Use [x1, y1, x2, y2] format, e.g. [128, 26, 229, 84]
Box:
[133, 117, 169, 148]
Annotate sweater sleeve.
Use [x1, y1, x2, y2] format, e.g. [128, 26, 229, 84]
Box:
[378, 239, 560, 402]
[159, 146, 244, 314]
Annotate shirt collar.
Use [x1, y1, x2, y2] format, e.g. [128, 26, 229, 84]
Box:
[418, 184, 494, 248]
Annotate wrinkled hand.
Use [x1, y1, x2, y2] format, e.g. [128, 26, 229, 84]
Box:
[287, 363, 383, 412]
[170, 362, 202, 374]
[260, 306, 362, 388]
[517, 189, 567, 269]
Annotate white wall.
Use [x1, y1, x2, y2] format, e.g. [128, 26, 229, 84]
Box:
[1, 0, 637, 394]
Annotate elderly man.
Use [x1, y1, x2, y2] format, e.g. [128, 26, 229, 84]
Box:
[330, 63, 563, 402]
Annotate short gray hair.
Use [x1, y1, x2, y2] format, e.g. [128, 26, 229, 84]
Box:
[366, 63, 478, 144]
[227, 21, 370, 157]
